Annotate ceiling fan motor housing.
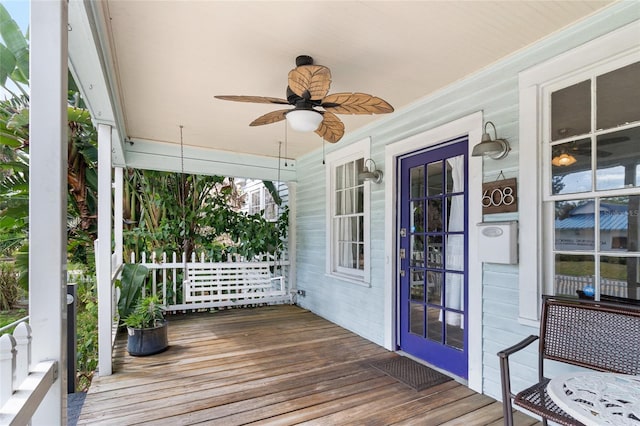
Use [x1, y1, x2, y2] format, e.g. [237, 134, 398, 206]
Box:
[295, 55, 314, 67]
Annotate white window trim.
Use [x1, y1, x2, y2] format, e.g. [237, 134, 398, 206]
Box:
[325, 137, 372, 285]
[518, 21, 640, 325]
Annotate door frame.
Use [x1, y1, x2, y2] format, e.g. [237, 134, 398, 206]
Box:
[383, 111, 484, 391]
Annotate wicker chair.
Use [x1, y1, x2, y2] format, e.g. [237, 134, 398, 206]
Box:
[497, 295, 640, 426]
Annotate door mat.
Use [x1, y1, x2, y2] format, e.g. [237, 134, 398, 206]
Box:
[370, 356, 452, 391]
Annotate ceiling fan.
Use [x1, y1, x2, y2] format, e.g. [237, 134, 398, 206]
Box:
[214, 55, 394, 143]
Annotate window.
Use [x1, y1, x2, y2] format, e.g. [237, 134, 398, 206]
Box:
[544, 61, 640, 301]
[263, 187, 277, 221]
[519, 22, 639, 323]
[326, 137, 371, 284]
[249, 190, 261, 215]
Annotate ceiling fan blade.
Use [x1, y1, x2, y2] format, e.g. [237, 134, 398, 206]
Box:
[288, 65, 331, 100]
[315, 112, 345, 143]
[321, 92, 394, 114]
[250, 109, 290, 126]
[215, 95, 289, 105]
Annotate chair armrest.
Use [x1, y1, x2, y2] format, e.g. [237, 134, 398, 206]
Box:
[497, 335, 539, 426]
[497, 335, 539, 359]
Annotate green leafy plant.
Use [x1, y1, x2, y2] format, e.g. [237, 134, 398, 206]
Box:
[0, 262, 19, 310]
[75, 274, 98, 391]
[123, 295, 164, 329]
[116, 263, 149, 321]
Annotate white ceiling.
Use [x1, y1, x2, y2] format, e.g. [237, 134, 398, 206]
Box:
[97, 0, 613, 161]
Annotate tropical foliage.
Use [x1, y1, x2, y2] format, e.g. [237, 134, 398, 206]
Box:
[123, 170, 288, 261]
[0, 3, 289, 389]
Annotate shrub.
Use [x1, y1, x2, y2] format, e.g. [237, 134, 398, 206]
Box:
[0, 262, 19, 311]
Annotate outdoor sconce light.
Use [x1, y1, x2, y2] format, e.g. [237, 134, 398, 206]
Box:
[471, 121, 511, 160]
[286, 109, 324, 132]
[359, 159, 383, 184]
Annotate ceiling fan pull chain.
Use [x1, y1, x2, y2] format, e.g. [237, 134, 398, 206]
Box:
[322, 138, 326, 165]
[284, 121, 288, 167]
[179, 125, 188, 272]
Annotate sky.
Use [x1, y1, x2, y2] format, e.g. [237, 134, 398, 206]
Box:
[1, 0, 28, 31]
[0, 0, 28, 99]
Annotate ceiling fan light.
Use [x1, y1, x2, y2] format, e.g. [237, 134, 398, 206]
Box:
[286, 109, 323, 132]
[552, 153, 577, 167]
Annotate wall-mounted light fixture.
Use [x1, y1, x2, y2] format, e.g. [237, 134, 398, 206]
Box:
[471, 121, 511, 160]
[359, 159, 383, 184]
[286, 109, 323, 132]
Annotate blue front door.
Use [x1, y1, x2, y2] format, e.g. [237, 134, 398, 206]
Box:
[398, 138, 469, 379]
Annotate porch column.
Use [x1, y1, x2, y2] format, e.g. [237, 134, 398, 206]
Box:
[114, 167, 124, 269]
[97, 124, 113, 376]
[29, 1, 68, 423]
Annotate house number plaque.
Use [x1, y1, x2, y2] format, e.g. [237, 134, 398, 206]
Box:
[482, 178, 517, 214]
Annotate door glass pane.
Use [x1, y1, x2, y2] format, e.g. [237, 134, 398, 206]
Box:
[411, 201, 424, 233]
[446, 195, 465, 232]
[554, 254, 594, 297]
[427, 271, 442, 305]
[600, 196, 639, 253]
[446, 155, 464, 193]
[597, 61, 640, 130]
[551, 80, 591, 141]
[600, 256, 640, 301]
[596, 128, 640, 191]
[410, 235, 424, 267]
[427, 199, 443, 232]
[551, 138, 592, 194]
[410, 270, 425, 302]
[410, 165, 424, 198]
[410, 303, 424, 336]
[427, 161, 443, 196]
[445, 235, 464, 271]
[445, 312, 464, 350]
[426, 306, 443, 342]
[427, 236, 443, 268]
[554, 200, 595, 251]
[445, 273, 464, 309]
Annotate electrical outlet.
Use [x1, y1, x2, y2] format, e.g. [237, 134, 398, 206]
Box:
[297, 289, 306, 297]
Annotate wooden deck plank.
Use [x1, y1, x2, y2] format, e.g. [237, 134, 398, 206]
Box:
[79, 305, 539, 425]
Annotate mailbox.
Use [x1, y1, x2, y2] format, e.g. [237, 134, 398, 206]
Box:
[477, 221, 518, 264]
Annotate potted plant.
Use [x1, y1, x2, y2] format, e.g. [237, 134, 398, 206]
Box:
[123, 295, 169, 356]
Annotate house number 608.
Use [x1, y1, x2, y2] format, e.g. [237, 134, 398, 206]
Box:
[482, 186, 515, 207]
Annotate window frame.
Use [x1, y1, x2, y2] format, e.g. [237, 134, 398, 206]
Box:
[325, 137, 372, 285]
[541, 65, 640, 301]
[518, 21, 640, 324]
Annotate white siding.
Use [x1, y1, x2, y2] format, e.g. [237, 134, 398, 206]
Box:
[294, 2, 639, 400]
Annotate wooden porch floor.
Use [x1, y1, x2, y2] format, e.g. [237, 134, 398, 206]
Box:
[78, 305, 541, 425]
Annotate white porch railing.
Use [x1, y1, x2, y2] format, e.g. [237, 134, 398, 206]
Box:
[130, 251, 292, 311]
[555, 274, 629, 298]
[0, 322, 58, 425]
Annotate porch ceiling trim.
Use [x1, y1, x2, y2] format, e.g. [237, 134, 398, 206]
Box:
[68, 0, 126, 166]
[125, 138, 296, 181]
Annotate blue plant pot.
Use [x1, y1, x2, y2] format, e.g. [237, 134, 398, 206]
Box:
[126, 320, 168, 356]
